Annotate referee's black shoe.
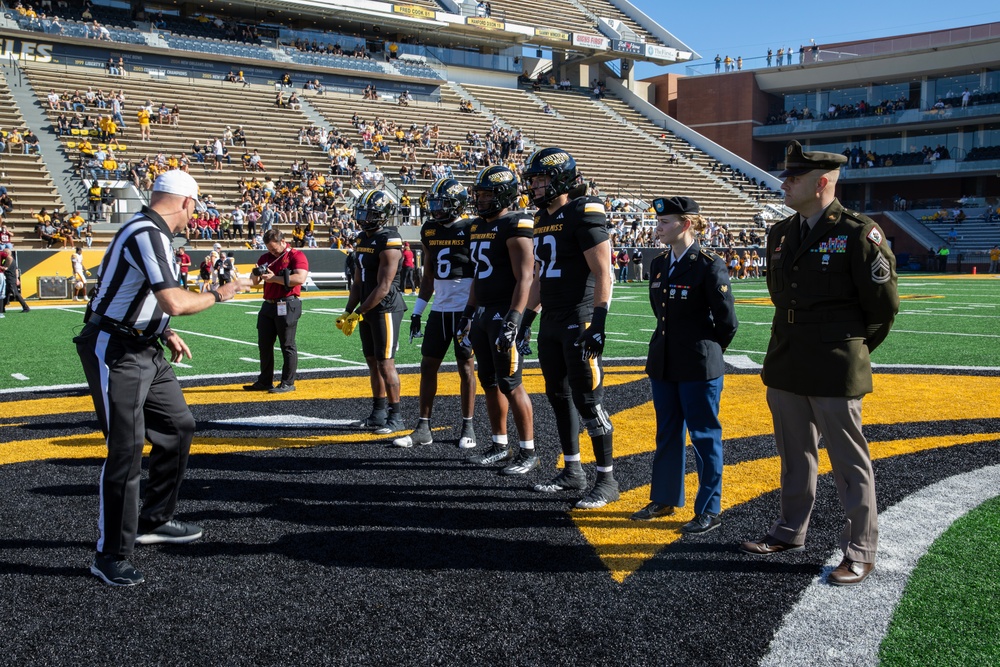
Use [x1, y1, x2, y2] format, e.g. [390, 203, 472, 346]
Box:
[135, 519, 204, 545]
[91, 554, 144, 587]
[269, 382, 296, 394]
[243, 381, 273, 391]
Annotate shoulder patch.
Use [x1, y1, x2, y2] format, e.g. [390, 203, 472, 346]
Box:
[385, 238, 403, 248]
[516, 217, 534, 229]
[583, 203, 605, 215]
[866, 227, 883, 246]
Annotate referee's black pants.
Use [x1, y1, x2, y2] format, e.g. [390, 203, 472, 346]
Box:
[256, 298, 301, 385]
[77, 330, 195, 557]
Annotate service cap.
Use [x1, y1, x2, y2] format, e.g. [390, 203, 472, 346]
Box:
[780, 141, 847, 177]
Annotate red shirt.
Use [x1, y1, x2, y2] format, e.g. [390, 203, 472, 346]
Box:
[177, 251, 191, 275]
[257, 247, 309, 300]
[402, 248, 415, 268]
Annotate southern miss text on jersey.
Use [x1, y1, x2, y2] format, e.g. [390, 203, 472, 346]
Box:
[533, 196, 608, 313]
[356, 226, 406, 314]
[469, 212, 534, 308]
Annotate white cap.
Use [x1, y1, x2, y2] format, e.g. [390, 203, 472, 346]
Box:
[213, 242, 222, 251]
[152, 170, 206, 211]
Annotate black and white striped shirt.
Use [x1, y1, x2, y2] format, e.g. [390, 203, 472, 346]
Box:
[88, 207, 181, 335]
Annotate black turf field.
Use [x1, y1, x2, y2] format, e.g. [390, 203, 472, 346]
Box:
[2, 366, 999, 666]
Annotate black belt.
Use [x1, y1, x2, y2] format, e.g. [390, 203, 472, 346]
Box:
[84, 312, 161, 343]
[265, 296, 299, 304]
[785, 308, 862, 324]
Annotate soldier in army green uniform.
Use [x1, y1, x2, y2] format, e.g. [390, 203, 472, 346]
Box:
[741, 141, 899, 587]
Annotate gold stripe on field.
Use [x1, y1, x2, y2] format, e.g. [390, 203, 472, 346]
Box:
[573, 432, 1000, 583]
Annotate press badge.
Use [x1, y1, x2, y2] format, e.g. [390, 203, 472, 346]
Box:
[277, 302, 288, 316]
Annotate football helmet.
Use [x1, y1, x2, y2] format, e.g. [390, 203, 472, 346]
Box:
[426, 178, 468, 223]
[470, 166, 519, 218]
[354, 190, 397, 230]
[521, 147, 581, 208]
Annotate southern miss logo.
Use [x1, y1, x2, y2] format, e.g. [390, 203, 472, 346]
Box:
[488, 170, 514, 183]
[540, 152, 570, 166]
[446, 183, 465, 195]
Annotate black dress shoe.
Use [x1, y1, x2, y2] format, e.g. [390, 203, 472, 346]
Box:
[630, 502, 675, 521]
[681, 513, 721, 534]
[243, 381, 273, 391]
[739, 535, 805, 555]
[269, 382, 296, 394]
[828, 558, 874, 586]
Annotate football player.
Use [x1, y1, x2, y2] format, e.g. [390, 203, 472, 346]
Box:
[457, 165, 538, 475]
[393, 178, 477, 449]
[523, 147, 618, 509]
[338, 190, 407, 434]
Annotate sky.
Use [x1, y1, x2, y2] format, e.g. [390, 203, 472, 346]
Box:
[627, 1, 1000, 79]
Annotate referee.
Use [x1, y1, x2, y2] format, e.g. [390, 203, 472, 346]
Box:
[76, 171, 247, 587]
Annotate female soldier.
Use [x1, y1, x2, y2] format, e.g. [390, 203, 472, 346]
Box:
[631, 196, 739, 533]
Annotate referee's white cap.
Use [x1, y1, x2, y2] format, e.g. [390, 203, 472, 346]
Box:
[153, 170, 207, 212]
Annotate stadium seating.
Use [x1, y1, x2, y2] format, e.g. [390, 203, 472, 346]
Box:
[23, 65, 337, 249]
[0, 72, 65, 247]
[461, 83, 770, 228]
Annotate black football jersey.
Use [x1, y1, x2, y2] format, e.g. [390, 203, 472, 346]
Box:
[469, 211, 534, 308]
[356, 226, 405, 314]
[533, 196, 609, 313]
[420, 218, 474, 280]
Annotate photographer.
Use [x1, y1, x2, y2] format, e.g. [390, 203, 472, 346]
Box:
[243, 229, 309, 393]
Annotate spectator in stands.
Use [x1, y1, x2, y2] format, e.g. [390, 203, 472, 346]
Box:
[22, 129, 40, 155]
[137, 106, 151, 141]
[288, 92, 301, 110]
[989, 245, 1000, 274]
[7, 129, 23, 154]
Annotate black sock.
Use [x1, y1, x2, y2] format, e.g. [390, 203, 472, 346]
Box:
[373, 397, 387, 412]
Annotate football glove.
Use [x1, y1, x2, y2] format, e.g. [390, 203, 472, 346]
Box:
[409, 313, 423, 343]
[342, 312, 363, 336]
[574, 306, 607, 360]
[455, 316, 473, 351]
[516, 324, 533, 357]
[495, 310, 522, 353]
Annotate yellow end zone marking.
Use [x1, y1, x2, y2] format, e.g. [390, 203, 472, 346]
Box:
[574, 432, 1000, 583]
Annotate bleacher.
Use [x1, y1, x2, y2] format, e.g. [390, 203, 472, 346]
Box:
[307, 87, 509, 196]
[480, 0, 596, 36]
[0, 72, 65, 248]
[462, 83, 767, 229]
[283, 48, 388, 75]
[163, 35, 273, 61]
[918, 209, 1000, 254]
[577, 0, 662, 46]
[23, 64, 337, 249]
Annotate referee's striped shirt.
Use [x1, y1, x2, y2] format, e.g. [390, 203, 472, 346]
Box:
[88, 207, 181, 336]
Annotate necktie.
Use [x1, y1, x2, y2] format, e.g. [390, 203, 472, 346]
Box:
[800, 218, 810, 245]
[668, 255, 677, 275]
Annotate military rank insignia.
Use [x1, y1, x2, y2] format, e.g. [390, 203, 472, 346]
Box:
[871, 254, 892, 284]
[719, 285, 729, 293]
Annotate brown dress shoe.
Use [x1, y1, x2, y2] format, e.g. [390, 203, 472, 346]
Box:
[739, 535, 805, 555]
[828, 559, 875, 586]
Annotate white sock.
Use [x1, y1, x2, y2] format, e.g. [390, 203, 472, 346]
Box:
[520, 440, 534, 451]
[492, 434, 509, 445]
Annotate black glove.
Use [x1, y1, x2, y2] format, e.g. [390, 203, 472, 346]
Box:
[516, 309, 537, 356]
[495, 309, 522, 353]
[455, 305, 475, 350]
[574, 306, 607, 360]
[409, 313, 422, 343]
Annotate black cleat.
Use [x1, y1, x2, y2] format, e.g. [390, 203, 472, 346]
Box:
[575, 479, 620, 509]
[352, 410, 388, 430]
[392, 422, 433, 448]
[533, 469, 588, 493]
[465, 444, 512, 466]
[457, 421, 477, 449]
[501, 449, 540, 475]
[374, 417, 406, 436]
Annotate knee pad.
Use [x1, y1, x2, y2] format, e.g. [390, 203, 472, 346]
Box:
[582, 404, 613, 439]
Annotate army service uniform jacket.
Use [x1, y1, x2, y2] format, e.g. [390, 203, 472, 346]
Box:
[645, 243, 738, 383]
[761, 199, 899, 398]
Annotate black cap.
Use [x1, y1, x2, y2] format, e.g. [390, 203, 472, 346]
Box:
[780, 141, 847, 177]
[653, 196, 700, 216]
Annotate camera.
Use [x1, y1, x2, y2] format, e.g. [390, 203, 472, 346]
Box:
[251, 265, 267, 277]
